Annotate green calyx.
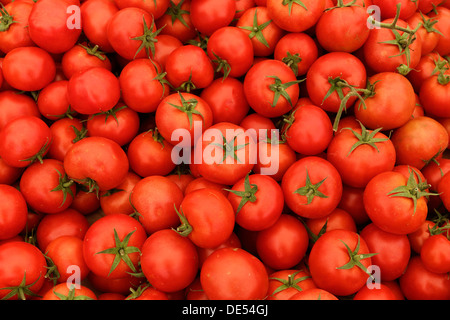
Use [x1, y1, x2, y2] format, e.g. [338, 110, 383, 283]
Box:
[387, 168, 438, 215]
[53, 286, 95, 300]
[282, 52, 302, 77]
[210, 51, 231, 81]
[337, 235, 378, 279]
[131, 15, 164, 59]
[224, 172, 258, 214]
[209, 132, 249, 164]
[174, 205, 193, 237]
[166, 0, 191, 29]
[19, 137, 51, 165]
[293, 169, 328, 205]
[267, 75, 304, 108]
[0, 272, 42, 300]
[342, 121, 389, 156]
[0, 4, 18, 32]
[167, 91, 205, 129]
[269, 270, 311, 297]
[78, 43, 107, 61]
[238, 8, 272, 49]
[282, 0, 307, 15]
[51, 169, 75, 208]
[95, 229, 141, 277]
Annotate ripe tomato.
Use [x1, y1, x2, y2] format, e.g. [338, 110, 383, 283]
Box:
[41, 283, 98, 300]
[406, 12, 441, 55]
[67, 67, 121, 115]
[140, 229, 199, 293]
[420, 234, 450, 274]
[256, 214, 309, 270]
[19, 159, 76, 214]
[227, 173, 284, 231]
[438, 171, 450, 211]
[0, 116, 52, 168]
[0, 90, 40, 131]
[47, 118, 86, 162]
[353, 283, 397, 300]
[326, 122, 396, 188]
[244, 59, 300, 118]
[0, 0, 34, 53]
[305, 208, 357, 241]
[177, 188, 235, 249]
[114, 0, 170, 20]
[281, 156, 343, 219]
[83, 214, 147, 279]
[266, 0, 326, 33]
[28, 0, 82, 54]
[63, 136, 129, 193]
[37, 81, 72, 121]
[289, 288, 339, 300]
[419, 73, 450, 118]
[308, 229, 376, 296]
[130, 175, 184, 234]
[266, 269, 316, 300]
[200, 247, 268, 300]
[0, 184, 28, 241]
[190, 0, 236, 36]
[372, 0, 418, 20]
[0, 241, 47, 300]
[428, 7, 450, 56]
[206, 26, 254, 79]
[2, 46, 56, 92]
[156, 0, 197, 43]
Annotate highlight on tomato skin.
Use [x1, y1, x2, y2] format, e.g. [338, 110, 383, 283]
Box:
[0, 0, 449, 303]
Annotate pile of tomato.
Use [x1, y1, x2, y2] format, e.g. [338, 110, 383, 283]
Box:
[0, 0, 450, 301]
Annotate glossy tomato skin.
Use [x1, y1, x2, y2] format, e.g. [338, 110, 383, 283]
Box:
[0, 116, 52, 168]
[244, 59, 300, 118]
[114, 0, 170, 19]
[289, 288, 339, 300]
[0, 90, 40, 131]
[2, 46, 56, 92]
[438, 172, 450, 211]
[140, 229, 199, 293]
[0, 0, 34, 54]
[363, 171, 428, 235]
[190, 0, 236, 36]
[419, 74, 450, 118]
[266, 269, 316, 300]
[61, 44, 112, 80]
[41, 283, 98, 300]
[63, 136, 129, 192]
[67, 67, 121, 115]
[83, 214, 147, 279]
[420, 234, 450, 274]
[429, 7, 450, 56]
[156, 0, 197, 43]
[0, 184, 28, 241]
[353, 283, 397, 300]
[37, 81, 72, 121]
[308, 229, 374, 297]
[281, 156, 343, 219]
[28, 0, 82, 54]
[47, 118, 85, 162]
[200, 247, 268, 300]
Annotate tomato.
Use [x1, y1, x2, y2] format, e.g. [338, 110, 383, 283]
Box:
[37, 81, 73, 121]
[326, 122, 396, 188]
[428, 7, 450, 56]
[399, 256, 450, 300]
[305, 208, 357, 242]
[106, 7, 159, 61]
[177, 188, 235, 249]
[407, 52, 450, 93]
[256, 214, 309, 270]
[438, 171, 450, 211]
[363, 170, 431, 235]
[0, 184, 28, 241]
[422, 158, 450, 192]
[306, 52, 367, 121]
[36, 208, 90, 252]
[207, 26, 254, 79]
[86, 103, 140, 147]
[200, 247, 268, 300]
[363, 18, 422, 74]
[282, 103, 333, 156]
[47, 118, 86, 162]
[127, 129, 176, 177]
[190, 0, 236, 36]
[200, 77, 250, 125]
[236, 6, 285, 57]
[281, 156, 343, 219]
[87, 271, 142, 295]
[45, 235, 90, 284]
[61, 43, 112, 80]
[140, 229, 199, 293]
[419, 73, 450, 118]
[83, 214, 147, 279]
[266, 269, 316, 300]
[156, 0, 197, 43]
[196, 232, 242, 268]
[273, 32, 318, 77]
[0, 90, 40, 131]
[68, 67, 121, 115]
[0, 158, 23, 185]
[244, 59, 300, 118]
[165, 44, 214, 92]
[99, 171, 141, 217]
[360, 223, 411, 281]
[0, 116, 52, 168]
[0, 0, 34, 54]
[151, 34, 183, 71]
[308, 229, 376, 297]
[126, 285, 169, 300]
[2, 46, 56, 92]
[80, 0, 119, 52]
[227, 173, 284, 231]
[407, 220, 436, 254]
[28, 0, 82, 54]
[372, 0, 418, 20]
[194, 122, 257, 185]
[315, 3, 370, 53]
[354, 72, 416, 131]
[119, 58, 170, 113]
[406, 12, 441, 56]
[129, 175, 184, 234]
[0, 241, 47, 300]
[390, 116, 449, 170]
[352, 283, 397, 300]
[155, 91, 213, 147]
[114, 0, 170, 20]
[266, 0, 326, 33]
[41, 283, 97, 300]
[19, 159, 76, 214]
[289, 288, 339, 300]
[184, 177, 228, 197]
[420, 234, 450, 274]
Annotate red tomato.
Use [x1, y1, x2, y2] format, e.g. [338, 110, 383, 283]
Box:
[420, 234, 450, 274]
[353, 283, 397, 300]
[200, 247, 268, 300]
[140, 229, 199, 293]
[305, 208, 357, 242]
[406, 12, 441, 55]
[114, 0, 170, 20]
[419, 73, 450, 118]
[372, 0, 418, 20]
[289, 288, 339, 300]
[438, 171, 450, 212]
[156, 0, 197, 43]
[429, 7, 450, 56]
[0, 184, 28, 241]
[0, 90, 40, 131]
[0, 0, 34, 53]
[266, 269, 316, 300]
[41, 283, 98, 300]
[37, 81, 73, 121]
[61, 43, 112, 79]
[47, 118, 86, 162]
[83, 214, 147, 279]
[190, 0, 236, 36]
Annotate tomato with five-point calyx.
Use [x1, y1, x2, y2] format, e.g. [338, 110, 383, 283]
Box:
[266, 269, 316, 300]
